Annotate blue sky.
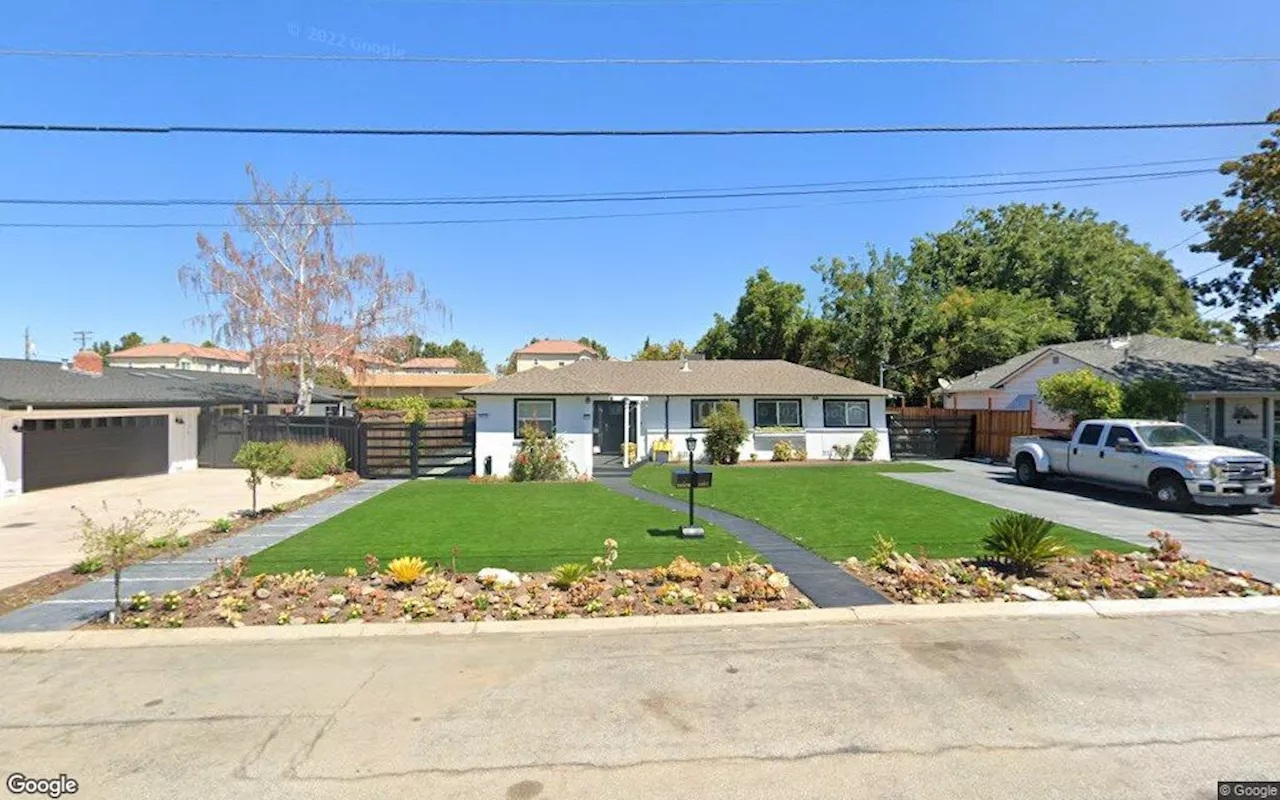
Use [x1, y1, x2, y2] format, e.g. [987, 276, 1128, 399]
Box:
[1, 0, 1276, 366]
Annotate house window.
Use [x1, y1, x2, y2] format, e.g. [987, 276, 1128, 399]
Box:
[755, 399, 801, 428]
[823, 399, 870, 428]
[691, 399, 740, 428]
[514, 399, 555, 437]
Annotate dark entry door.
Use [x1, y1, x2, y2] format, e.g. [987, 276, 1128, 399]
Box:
[593, 401, 625, 454]
[21, 415, 169, 492]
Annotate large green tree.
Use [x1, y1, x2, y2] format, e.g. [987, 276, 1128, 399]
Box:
[695, 268, 819, 362]
[92, 331, 148, 357]
[577, 337, 609, 360]
[929, 287, 1074, 381]
[634, 337, 691, 360]
[909, 203, 1208, 342]
[1183, 108, 1280, 339]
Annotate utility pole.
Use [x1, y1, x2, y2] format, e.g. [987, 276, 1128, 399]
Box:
[73, 330, 93, 351]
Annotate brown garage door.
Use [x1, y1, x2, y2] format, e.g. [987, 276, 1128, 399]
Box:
[21, 415, 169, 492]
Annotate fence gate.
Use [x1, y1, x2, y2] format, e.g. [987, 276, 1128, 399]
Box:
[197, 411, 247, 468]
[887, 413, 975, 460]
[358, 412, 476, 479]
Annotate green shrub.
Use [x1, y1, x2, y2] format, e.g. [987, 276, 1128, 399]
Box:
[211, 517, 234, 533]
[866, 533, 896, 568]
[1121, 378, 1186, 421]
[71, 557, 104, 575]
[831, 443, 853, 461]
[356, 395, 472, 423]
[853, 430, 879, 461]
[550, 562, 591, 589]
[771, 440, 796, 461]
[283, 440, 348, 478]
[1037, 369, 1123, 423]
[982, 513, 1073, 576]
[511, 424, 573, 482]
[703, 403, 748, 464]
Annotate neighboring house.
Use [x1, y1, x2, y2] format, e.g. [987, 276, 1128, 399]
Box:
[350, 371, 496, 399]
[398, 357, 461, 374]
[0, 352, 345, 497]
[346, 352, 398, 374]
[940, 334, 1280, 460]
[513, 340, 599, 372]
[462, 358, 896, 478]
[107, 342, 254, 374]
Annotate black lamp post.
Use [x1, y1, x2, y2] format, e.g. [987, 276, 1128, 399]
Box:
[685, 434, 698, 529]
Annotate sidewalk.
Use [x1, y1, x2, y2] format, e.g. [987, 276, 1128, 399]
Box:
[0, 480, 403, 633]
[596, 477, 888, 607]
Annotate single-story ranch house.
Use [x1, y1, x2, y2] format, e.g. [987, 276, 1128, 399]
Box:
[0, 352, 345, 497]
[461, 358, 896, 478]
[940, 334, 1280, 462]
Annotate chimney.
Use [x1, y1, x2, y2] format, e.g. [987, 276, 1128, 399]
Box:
[70, 350, 104, 375]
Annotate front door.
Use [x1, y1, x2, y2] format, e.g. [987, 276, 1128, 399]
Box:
[593, 402, 624, 454]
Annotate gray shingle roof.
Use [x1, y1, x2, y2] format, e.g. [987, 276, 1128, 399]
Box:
[461, 359, 896, 397]
[0, 359, 343, 409]
[944, 335, 1280, 394]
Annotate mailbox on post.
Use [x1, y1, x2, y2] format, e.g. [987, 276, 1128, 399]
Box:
[672, 470, 713, 489]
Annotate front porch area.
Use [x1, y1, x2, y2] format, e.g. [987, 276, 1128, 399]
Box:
[1183, 394, 1277, 461]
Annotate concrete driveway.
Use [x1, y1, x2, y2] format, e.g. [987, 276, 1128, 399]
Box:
[887, 460, 1280, 582]
[0, 470, 332, 591]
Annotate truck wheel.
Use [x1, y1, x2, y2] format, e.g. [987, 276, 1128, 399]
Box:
[1014, 455, 1044, 487]
[1151, 474, 1193, 511]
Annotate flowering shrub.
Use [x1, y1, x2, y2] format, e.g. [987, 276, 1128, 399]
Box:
[510, 424, 574, 482]
[853, 430, 879, 461]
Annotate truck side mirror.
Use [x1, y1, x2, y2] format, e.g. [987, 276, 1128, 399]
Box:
[1115, 440, 1141, 454]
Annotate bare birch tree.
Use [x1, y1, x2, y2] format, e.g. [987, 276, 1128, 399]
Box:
[181, 165, 440, 410]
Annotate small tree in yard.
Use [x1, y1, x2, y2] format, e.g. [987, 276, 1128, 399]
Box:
[77, 503, 195, 624]
[1121, 378, 1187, 421]
[180, 165, 443, 411]
[234, 441, 292, 513]
[1037, 369, 1123, 424]
[703, 403, 749, 464]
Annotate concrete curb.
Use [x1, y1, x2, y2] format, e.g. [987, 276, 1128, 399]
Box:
[2, 595, 1278, 652]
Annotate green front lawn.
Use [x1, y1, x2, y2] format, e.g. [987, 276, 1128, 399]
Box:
[632, 463, 1131, 560]
[250, 481, 754, 575]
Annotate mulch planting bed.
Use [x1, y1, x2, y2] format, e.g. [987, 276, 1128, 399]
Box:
[843, 532, 1279, 604]
[110, 554, 811, 628]
[0, 473, 359, 617]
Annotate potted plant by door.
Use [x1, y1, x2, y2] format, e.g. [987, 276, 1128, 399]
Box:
[652, 438, 674, 464]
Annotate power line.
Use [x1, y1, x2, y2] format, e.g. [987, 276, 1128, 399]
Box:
[0, 119, 1272, 138]
[6, 48, 1280, 67]
[0, 171, 1200, 229]
[0, 156, 1227, 208]
[0, 167, 1218, 208]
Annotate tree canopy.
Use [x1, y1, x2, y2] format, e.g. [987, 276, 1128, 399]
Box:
[1184, 108, 1280, 339]
[634, 337, 691, 360]
[695, 268, 821, 362]
[380, 334, 488, 372]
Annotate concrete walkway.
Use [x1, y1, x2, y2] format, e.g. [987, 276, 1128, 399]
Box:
[0, 480, 403, 633]
[598, 478, 888, 607]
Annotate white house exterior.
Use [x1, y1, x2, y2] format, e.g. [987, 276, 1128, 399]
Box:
[941, 334, 1280, 462]
[463, 359, 895, 479]
[108, 343, 254, 374]
[513, 340, 600, 373]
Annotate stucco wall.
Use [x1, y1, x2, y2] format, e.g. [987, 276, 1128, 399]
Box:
[474, 395, 593, 478]
[946, 351, 1096, 430]
[0, 406, 200, 498]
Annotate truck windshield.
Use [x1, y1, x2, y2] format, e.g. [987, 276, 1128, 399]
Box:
[1136, 424, 1209, 446]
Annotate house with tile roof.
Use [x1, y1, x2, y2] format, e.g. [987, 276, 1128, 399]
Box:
[939, 334, 1280, 460]
[512, 339, 599, 373]
[461, 358, 897, 478]
[107, 342, 254, 374]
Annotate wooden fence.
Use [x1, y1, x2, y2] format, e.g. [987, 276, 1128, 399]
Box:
[892, 407, 1032, 461]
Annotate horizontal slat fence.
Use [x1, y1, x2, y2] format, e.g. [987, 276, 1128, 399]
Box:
[891, 407, 1032, 461]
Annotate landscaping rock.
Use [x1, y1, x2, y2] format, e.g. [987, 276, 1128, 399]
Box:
[451, 613, 466, 624]
[709, 562, 721, 573]
[361, 585, 377, 596]
[701, 601, 720, 613]
[327, 593, 347, 608]
[513, 593, 531, 608]
[452, 585, 467, 599]
[254, 588, 271, 600]
[1227, 576, 1251, 590]
[289, 616, 306, 625]
[766, 572, 791, 590]
[477, 568, 521, 589]
[1012, 585, 1055, 602]
[844, 557, 860, 568]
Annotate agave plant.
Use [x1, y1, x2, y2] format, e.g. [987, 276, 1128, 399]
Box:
[550, 562, 591, 589]
[385, 556, 431, 587]
[982, 513, 1072, 576]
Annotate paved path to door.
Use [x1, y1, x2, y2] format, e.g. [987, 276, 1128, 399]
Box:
[887, 460, 1280, 583]
[597, 478, 888, 607]
[0, 480, 403, 632]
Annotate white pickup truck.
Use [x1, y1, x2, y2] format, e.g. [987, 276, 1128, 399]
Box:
[1010, 419, 1274, 511]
